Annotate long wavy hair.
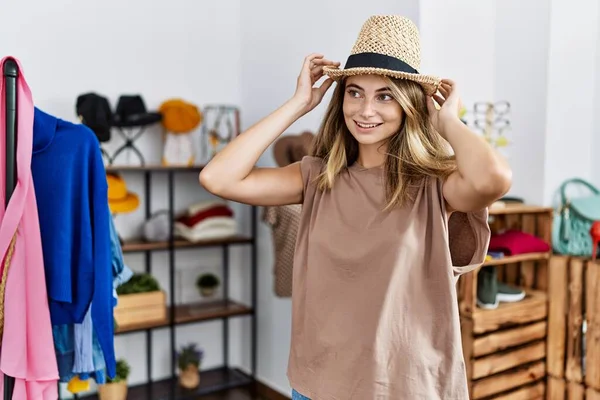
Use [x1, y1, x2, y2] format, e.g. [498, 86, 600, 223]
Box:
[311, 76, 457, 211]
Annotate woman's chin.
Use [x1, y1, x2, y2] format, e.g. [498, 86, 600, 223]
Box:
[349, 130, 388, 146]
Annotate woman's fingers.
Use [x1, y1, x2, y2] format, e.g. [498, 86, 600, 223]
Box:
[311, 58, 340, 69]
[438, 85, 450, 98]
[433, 94, 445, 107]
[311, 65, 324, 76]
[302, 53, 324, 73]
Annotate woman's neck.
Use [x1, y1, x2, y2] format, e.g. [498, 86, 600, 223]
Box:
[356, 142, 387, 169]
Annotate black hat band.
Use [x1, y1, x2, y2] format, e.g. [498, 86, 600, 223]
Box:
[344, 52, 419, 74]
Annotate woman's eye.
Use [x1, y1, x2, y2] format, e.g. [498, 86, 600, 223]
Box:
[378, 94, 393, 101]
[347, 90, 361, 98]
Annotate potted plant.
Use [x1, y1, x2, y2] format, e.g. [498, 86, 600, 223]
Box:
[196, 273, 220, 297]
[98, 359, 130, 400]
[176, 343, 204, 389]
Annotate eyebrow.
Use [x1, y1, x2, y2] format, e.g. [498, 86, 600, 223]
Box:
[346, 83, 391, 92]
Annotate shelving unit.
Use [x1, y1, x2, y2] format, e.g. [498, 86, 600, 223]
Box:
[84, 164, 257, 399]
[457, 204, 553, 399]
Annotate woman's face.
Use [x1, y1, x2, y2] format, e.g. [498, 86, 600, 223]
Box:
[342, 74, 404, 146]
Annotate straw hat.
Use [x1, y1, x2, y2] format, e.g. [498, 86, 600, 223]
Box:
[323, 15, 441, 95]
[273, 131, 314, 167]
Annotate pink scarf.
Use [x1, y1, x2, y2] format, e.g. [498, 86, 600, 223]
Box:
[0, 56, 59, 399]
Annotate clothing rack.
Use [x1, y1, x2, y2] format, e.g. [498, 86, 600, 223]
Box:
[2, 57, 18, 400]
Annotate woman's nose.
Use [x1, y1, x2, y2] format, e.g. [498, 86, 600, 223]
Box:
[359, 100, 377, 118]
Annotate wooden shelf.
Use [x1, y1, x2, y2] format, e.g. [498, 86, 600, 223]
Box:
[483, 251, 551, 266]
[489, 203, 553, 215]
[471, 361, 546, 399]
[106, 164, 205, 172]
[122, 235, 253, 252]
[79, 367, 254, 399]
[115, 300, 253, 334]
[472, 288, 548, 335]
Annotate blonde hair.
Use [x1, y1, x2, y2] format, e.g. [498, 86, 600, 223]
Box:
[311, 76, 456, 211]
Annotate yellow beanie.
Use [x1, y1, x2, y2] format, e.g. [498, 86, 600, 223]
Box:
[159, 99, 203, 134]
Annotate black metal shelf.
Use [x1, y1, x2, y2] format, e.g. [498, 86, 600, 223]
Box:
[122, 235, 253, 253]
[104, 166, 258, 399]
[79, 367, 254, 399]
[115, 299, 254, 335]
[106, 164, 206, 173]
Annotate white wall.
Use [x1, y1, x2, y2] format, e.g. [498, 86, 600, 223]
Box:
[419, 0, 496, 104]
[543, 0, 600, 205]
[494, 0, 550, 205]
[594, 4, 600, 189]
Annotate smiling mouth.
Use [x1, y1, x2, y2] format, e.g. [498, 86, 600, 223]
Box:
[354, 120, 383, 129]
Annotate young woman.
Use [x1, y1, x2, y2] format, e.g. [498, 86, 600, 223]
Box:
[200, 15, 511, 400]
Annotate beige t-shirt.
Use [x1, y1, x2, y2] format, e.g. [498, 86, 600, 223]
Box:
[287, 156, 490, 399]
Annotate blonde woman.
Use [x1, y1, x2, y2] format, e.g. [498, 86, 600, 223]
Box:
[200, 15, 511, 400]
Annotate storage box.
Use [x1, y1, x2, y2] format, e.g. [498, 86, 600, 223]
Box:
[457, 205, 553, 399]
[114, 290, 167, 328]
[547, 377, 600, 400]
[547, 256, 600, 392]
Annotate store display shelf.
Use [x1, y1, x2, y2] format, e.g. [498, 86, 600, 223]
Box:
[471, 288, 548, 335]
[489, 204, 554, 215]
[115, 300, 253, 334]
[106, 164, 206, 173]
[80, 367, 253, 399]
[482, 251, 551, 267]
[122, 236, 253, 253]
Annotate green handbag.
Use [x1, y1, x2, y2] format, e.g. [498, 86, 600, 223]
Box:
[552, 178, 600, 257]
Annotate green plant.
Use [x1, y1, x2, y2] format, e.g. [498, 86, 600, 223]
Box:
[176, 343, 204, 370]
[106, 359, 130, 384]
[196, 273, 220, 289]
[117, 273, 160, 295]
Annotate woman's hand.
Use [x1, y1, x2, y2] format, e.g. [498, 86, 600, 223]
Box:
[426, 78, 463, 138]
[292, 53, 340, 115]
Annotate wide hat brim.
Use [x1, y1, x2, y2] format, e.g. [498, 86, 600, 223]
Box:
[109, 193, 140, 214]
[322, 14, 442, 96]
[324, 64, 440, 96]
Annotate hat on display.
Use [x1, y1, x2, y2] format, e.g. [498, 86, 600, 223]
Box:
[113, 95, 162, 127]
[142, 210, 171, 242]
[323, 15, 441, 96]
[76, 92, 113, 142]
[159, 99, 203, 134]
[107, 173, 139, 214]
[273, 131, 314, 167]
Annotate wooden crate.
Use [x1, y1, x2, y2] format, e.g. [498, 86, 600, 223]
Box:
[547, 256, 600, 393]
[458, 204, 554, 399]
[114, 290, 167, 328]
[547, 377, 600, 400]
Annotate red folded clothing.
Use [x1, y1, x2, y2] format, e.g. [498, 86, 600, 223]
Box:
[488, 229, 550, 256]
[177, 204, 233, 227]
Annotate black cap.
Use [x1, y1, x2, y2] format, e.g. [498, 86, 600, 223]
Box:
[76, 92, 113, 142]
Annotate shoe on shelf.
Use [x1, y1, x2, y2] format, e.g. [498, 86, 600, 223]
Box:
[497, 281, 526, 303]
[476, 266, 498, 310]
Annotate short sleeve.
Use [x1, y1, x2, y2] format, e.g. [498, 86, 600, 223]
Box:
[433, 176, 491, 277]
[448, 208, 491, 277]
[299, 156, 323, 203]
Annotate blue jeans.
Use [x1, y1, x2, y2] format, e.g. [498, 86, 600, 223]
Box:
[292, 389, 311, 400]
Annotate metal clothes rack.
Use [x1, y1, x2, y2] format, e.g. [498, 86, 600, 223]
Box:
[2, 57, 18, 400]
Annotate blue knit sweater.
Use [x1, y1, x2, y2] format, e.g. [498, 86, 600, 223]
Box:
[32, 108, 115, 378]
